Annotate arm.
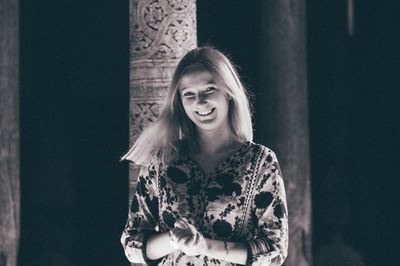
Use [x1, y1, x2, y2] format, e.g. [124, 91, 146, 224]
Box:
[171, 219, 249, 264]
[202, 238, 248, 265]
[145, 231, 177, 260]
[201, 150, 288, 265]
[246, 150, 288, 266]
[121, 159, 174, 264]
[168, 151, 288, 265]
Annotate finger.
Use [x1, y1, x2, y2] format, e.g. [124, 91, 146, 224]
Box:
[190, 233, 200, 247]
[173, 223, 193, 235]
[187, 223, 199, 235]
[180, 217, 189, 223]
[168, 230, 179, 249]
[179, 217, 190, 226]
[174, 219, 188, 229]
[183, 233, 197, 246]
[176, 236, 196, 252]
[176, 235, 191, 246]
[169, 229, 179, 243]
[170, 228, 190, 241]
[171, 228, 192, 240]
[177, 217, 192, 228]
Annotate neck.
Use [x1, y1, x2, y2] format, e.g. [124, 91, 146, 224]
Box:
[196, 124, 239, 155]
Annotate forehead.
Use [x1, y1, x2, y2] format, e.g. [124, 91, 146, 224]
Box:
[179, 70, 215, 91]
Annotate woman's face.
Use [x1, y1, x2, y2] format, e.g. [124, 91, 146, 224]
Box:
[178, 69, 231, 134]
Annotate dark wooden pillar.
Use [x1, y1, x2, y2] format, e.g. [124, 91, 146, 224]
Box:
[0, 0, 20, 265]
[257, 1, 312, 265]
[128, 0, 197, 197]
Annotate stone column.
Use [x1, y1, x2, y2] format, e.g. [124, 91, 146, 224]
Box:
[0, 0, 20, 265]
[129, 0, 197, 195]
[257, 1, 312, 265]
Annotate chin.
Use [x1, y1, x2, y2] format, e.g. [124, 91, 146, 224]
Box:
[194, 122, 224, 133]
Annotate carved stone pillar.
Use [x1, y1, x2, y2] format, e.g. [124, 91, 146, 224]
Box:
[129, 0, 197, 195]
[257, 1, 312, 266]
[0, 0, 20, 265]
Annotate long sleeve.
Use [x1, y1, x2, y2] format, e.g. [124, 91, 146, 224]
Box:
[121, 159, 161, 265]
[246, 150, 289, 266]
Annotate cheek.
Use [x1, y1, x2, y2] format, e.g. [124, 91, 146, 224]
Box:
[209, 92, 229, 103]
[220, 100, 231, 119]
[211, 95, 230, 110]
[181, 100, 193, 116]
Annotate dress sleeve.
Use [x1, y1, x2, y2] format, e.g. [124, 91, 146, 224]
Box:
[246, 150, 289, 266]
[120, 159, 161, 265]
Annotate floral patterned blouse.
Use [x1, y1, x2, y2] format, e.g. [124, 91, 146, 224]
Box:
[121, 141, 288, 265]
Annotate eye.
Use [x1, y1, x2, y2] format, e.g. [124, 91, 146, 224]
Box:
[205, 86, 216, 93]
[182, 91, 195, 97]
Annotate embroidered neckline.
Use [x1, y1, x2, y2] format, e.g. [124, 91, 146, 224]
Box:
[183, 140, 251, 177]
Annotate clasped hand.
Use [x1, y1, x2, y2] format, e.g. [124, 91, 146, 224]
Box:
[169, 218, 206, 256]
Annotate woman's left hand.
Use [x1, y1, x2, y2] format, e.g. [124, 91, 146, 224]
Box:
[169, 218, 206, 256]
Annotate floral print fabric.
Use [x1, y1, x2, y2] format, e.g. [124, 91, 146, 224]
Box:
[121, 141, 288, 265]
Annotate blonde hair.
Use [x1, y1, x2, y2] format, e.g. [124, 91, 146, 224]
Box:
[122, 47, 253, 165]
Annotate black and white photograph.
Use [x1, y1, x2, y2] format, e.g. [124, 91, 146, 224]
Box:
[1, 0, 399, 265]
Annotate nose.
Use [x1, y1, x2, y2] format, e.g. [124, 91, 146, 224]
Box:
[196, 92, 207, 104]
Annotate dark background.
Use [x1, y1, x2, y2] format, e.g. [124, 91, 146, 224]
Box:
[19, 0, 399, 265]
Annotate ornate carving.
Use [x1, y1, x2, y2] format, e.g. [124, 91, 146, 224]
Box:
[129, 0, 196, 190]
[131, 25, 153, 52]
[143, 0, 168, 31]
[167, 19, 190, 46]
[166, 0, 190, 11]
[152, 43, 175, 59]
[130, 0, 196, 59]
[130, 85, 169, 98]
[130, 102, 162, 141]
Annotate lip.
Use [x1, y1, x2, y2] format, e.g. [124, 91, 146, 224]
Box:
[195, 107, 216, 117]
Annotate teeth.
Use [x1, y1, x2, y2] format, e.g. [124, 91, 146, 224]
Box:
[198, 111, 211, 116]
[196, 108, 214, 116]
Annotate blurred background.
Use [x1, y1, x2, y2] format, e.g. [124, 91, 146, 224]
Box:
[17, 0, 399, 265]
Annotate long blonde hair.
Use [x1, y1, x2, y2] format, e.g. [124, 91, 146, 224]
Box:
[122, 47, 253, 165]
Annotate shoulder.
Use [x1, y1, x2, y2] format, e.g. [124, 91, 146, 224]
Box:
[138, 155, 164, 177]
[247, 142, 282, 176]
[247, 142, 278, 161]
[142, 153, 188, 177]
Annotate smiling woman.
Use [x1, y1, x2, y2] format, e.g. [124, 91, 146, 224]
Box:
[179, 70, 230, 133]
[122, 47, 253, 165]
[120, 47, 288, 265]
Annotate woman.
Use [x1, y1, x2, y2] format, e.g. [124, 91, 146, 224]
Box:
[121, 47, 288, 265]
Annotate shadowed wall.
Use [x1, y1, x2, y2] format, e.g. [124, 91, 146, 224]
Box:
[0, 0, 20, 265]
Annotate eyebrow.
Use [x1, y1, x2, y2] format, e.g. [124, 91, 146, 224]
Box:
[180, 83, 218, 94]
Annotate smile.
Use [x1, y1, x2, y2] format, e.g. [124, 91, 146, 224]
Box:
[195, 108, 215, 117]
